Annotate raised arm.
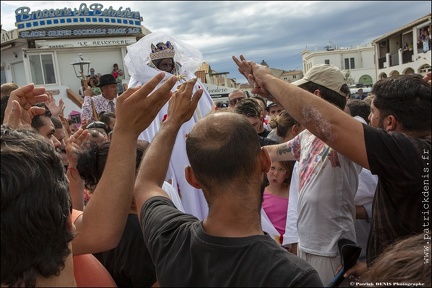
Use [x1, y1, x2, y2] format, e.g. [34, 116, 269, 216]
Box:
[65, 129, 90, 211]
[134, 78, 203, 219]
[233, 56, 369, 169]
[72, 73, 178, 255]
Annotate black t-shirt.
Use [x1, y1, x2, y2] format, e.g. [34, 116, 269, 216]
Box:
[141, 196, 323, 287]
[259, 135, 278, 147]
[94, 213, 156, 287]
[259, 129, 271, 138]
[363, 124, 431, 266]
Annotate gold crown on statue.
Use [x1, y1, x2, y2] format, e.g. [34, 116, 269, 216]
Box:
[150, 41, 175, 61]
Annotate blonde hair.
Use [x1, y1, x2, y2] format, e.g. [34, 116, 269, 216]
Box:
[363, 94, 374, 106]
[362, 233, 431, 286]
[1, 82, 19, 97]
[274, 111, 300, 138]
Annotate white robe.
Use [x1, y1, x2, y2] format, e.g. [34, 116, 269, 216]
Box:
[125, 32, 215, 220]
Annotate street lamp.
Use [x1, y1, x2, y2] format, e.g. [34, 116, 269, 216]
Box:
[71, 53, 91, 80]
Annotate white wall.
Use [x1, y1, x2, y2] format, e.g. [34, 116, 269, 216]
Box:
[302, 46, 376, 85]
[1, 45, 27, 85]
[56, 48, 124, 93]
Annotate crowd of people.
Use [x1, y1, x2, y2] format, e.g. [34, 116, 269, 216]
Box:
[1, 31, 431, 287]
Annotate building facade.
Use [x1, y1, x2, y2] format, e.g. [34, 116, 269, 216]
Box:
[373, 13, 431, 79]
[259, 60, 304, 84]
[301, 44, 376, 87]
[299, 13, 431, 87]
[1, 3, 151, 118]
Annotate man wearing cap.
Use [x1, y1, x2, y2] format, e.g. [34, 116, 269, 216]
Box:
[253, 64, 360, 285]
[235, 56, 431, 283]
[81, 74, 118, 122]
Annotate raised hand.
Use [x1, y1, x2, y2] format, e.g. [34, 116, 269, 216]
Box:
[84, 86, 93, 97]
[3, 100, 46, 128]
[232, 55, 256, 87]
[114, 72, 178, 138]
[3, 83, 48, 126]
[232, 55, 273, 99]
[166, 78, 203, 126]
[45, 91, 65, 117]
[65, 128, 90, 167]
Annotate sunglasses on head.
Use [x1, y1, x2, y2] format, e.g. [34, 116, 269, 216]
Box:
[86, 121, 108, 133]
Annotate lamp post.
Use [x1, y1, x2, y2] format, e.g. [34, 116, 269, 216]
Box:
[71, 53, 91, 78]
[71, 53, 91, 80]
[70, 53, 91, 94]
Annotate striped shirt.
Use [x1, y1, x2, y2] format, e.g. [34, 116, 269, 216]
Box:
[81, 95, 116, 122]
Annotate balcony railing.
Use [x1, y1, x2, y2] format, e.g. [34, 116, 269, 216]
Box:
[390, 53, 399, 66]
[402, 50, 414, 64]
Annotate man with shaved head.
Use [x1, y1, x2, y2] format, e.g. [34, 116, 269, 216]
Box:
[133, 79, 323, 287]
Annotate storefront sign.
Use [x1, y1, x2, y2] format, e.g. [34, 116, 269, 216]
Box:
[1, 29, 19, 44]
[20, 27, 141, 38]
[35, 37, 136, 48]
[15, 3, 142, 35]
[15, 3, 141, 22]
[203, 84, 232, 94]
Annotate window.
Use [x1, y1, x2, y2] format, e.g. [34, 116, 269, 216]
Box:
[29, 54, 57, 85]
[344, 57, 356, 70]
[325, 59, 330, 64]
[350, 58, 355, 69]
[344, 58, 349, 70]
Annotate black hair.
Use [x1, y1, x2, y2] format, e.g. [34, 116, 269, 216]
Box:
[0, 95, 10, 124]
[51, 116, 64, 129]
[99, 112, 116, 133]
[346, 99, 371, 123]
[77, 141, 148, 191]
[31, 103, 52, 131]
[372, 74, 431, 131]
[234, 98, 262, 118]
[1, 126, 74, 287]
[251, 96, 267, 109]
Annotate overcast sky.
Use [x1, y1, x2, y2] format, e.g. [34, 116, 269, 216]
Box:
[1, 1, 430, 83]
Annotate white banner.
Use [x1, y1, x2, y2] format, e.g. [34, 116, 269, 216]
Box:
[35, 37, 136, 48]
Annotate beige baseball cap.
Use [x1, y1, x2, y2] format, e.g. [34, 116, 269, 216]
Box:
[291, 64, 348, 97]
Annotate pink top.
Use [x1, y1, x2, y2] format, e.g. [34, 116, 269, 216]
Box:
[262, 192, 288, 236]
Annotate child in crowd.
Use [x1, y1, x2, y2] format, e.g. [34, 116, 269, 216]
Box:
[262, 160, 294, 244]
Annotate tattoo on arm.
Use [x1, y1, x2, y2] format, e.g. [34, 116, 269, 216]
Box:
[276, 145, 292, 156]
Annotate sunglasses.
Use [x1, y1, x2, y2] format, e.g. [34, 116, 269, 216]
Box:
[86, 121, 108, 134]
